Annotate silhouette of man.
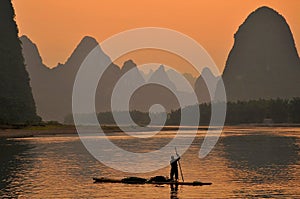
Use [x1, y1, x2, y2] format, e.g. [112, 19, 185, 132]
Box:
[170, 155, 180, 181]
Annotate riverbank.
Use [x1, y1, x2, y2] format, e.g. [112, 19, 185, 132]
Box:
[1, 123, 300, 138]
[0, 124, 203, 138]
[0, 124, 77, 138]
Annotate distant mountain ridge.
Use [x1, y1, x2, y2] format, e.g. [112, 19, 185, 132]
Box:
[195, 67, 219, 103]
[21, 6, 300, 122]
[21, 36, 100, 121]
[21, 36, 188, 122]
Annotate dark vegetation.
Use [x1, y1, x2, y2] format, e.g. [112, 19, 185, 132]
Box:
[173, 98, 300, 125]
[0, 121, 62, 130]
[0, 0, 40, 124]
[64, 98, 300, 126]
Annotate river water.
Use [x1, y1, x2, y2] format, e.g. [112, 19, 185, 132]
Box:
[0, 127, 299, 198]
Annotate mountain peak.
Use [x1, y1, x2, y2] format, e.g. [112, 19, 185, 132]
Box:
[201, 67, 215, 77]
[71, 35, 99, 56]
[255, 6, 278, 14]
[158, 64, 165, 71]
[80, 36, 98, 46]
[195, 67, 218, 103]
[20, 35, 31, 43]
[222, 6, 300, 101]
[121, 59, 137, 74]
[56, 36, 99, 69]
[20, 35, 45, 67]
[235, 5, 293, 43]
[150, 65, 167, 80]
[149, 64, 176, 91]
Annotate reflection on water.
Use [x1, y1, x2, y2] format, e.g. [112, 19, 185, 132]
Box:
[0, 127, 299, 198]
[222, 135, 299, 183]
[223, 135, 298, 167]
[0, 139, 34, 198]
[170, 184, 179, 199]
[221, 133, 300, 198]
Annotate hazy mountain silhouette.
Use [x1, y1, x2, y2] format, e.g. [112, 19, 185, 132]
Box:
[166, 69, 196, 92]
[22, 37, 184, 122]
[121, 60, 145, 88]
[95, 62, 121, 113]
[183, 73, 197, 89]
[195, 68, 219, 103]
[21, 35, 54, 120]
[149, 65, 177, 91]
[99, 60, 145, 112]
[140, 69, 154, 81]
[21, 36, 100, 121]
[0, 0, 40, 124]
[222, 6, 300, 101]
[123, 64, 198, 113]
[27, 4, 300, 123]
[130, 65, 180, 112]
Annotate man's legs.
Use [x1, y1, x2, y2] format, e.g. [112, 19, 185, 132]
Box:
[170, 168, 174, 180]
[175, 168, 178, 180]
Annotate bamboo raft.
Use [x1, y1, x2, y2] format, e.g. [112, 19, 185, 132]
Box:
[93, 177, 212, 186]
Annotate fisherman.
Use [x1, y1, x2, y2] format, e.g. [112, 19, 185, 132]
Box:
[170, 154, 180, 181]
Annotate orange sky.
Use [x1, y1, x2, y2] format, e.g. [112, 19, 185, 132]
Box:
[13, 0, 300, 74]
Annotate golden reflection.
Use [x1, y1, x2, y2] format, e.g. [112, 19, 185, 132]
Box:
[1, 127, 299, 198]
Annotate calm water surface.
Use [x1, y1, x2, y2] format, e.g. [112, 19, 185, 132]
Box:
[0, 127, 299, 198]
